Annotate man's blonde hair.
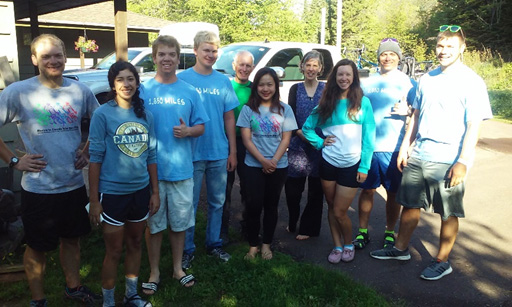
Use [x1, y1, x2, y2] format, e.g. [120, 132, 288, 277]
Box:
[31, 34, 66, 57]
[193, 31, 220, 49]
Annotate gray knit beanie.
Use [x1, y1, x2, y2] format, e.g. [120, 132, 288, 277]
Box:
[377, 40, 402, 60]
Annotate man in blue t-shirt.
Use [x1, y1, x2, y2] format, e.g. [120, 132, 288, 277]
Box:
[179, 31, 239, 269]
[141, 35, 209, 291]
[354, 38, 416, 250]
[370, 26, 493, 281]
[0, 34, 100, 306]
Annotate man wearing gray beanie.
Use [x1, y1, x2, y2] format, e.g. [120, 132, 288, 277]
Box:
[353, 38, 416, 251]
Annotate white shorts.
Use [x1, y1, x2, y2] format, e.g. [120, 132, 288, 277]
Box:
[147, 179, 195, 233]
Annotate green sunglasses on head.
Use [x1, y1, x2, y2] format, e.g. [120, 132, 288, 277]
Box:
[439, 25, 461, 33]
[439, 24, 466, 41]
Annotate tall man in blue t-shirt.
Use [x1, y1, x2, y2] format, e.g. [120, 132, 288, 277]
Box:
[371, 26, 493, 280]
[179, 31, 239, 269]
[354, 39, 416, 250]
[141, 35, 209, 291]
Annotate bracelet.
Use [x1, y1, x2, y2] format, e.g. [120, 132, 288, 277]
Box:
[272, 157, 278, 163]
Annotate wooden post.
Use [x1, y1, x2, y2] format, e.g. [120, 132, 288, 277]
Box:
[114, 0, 128, 61]
[29, 0, 40, 75]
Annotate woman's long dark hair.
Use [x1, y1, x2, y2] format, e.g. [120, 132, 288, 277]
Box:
[246, 67, 283, 115]
[316, 59, 363, 124]
[106, 61, 146, 119]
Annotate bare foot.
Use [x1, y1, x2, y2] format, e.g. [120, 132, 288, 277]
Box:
[296, 234, 310, 240]
[173, 270, 195, 288]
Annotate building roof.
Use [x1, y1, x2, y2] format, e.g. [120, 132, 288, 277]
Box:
[17, 1, 173, 32]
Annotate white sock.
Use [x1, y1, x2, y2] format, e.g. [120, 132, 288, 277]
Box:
[125, 276, 138, 298]
[102, 287, 115, 307]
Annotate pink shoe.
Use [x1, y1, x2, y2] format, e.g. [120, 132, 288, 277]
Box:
[328, 249, 342, 264]
[341, 247, 355, 262]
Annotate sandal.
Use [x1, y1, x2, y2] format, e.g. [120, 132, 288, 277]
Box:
[244, 252, 257, 260]
[123, 294, 151, 307]
[261, 250, 273, 260]
[141, 281, 159, 296]
[178, 274, 196, 287]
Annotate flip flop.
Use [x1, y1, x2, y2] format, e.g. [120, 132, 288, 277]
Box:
[141, 281, 159, 295]
[179, 274, 196, 287]
[244, 252, 257, 260]
[261, 250, 273, 260]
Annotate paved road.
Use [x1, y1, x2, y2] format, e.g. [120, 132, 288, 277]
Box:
[226, 119, 512, 306]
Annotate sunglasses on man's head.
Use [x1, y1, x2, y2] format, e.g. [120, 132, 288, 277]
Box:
[439, 25, 465, 41]
[380, 38, 399, 44]
[439, 25, 462, 33]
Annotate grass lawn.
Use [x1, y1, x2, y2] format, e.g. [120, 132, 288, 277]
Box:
[1, 211, 393, 307]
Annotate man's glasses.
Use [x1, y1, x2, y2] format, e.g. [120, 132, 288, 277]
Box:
[381, 38, 399, 44]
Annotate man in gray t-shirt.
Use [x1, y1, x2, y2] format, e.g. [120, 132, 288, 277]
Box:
[0, 34, 100, 306]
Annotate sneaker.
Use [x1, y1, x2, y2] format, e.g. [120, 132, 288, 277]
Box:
[64, 285, 102, 305]
[383, 233, 395, 248]
[327, 249, 342, 264]
[341, 247, 355, 262]
[182, 253, 195, 270]
[123, 294, 153, 307]
[370, 246, 411, 260]
[353, 231, 370, 249]
[420, 259, 453, 281]
[208, 247, 231, 262]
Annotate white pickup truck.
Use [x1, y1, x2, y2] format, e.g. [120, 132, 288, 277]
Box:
[214, 41, 342, 103]
[64, 41, 341, 104]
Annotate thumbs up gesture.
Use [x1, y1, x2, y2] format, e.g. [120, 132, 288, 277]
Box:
[173, 117, 190, 138]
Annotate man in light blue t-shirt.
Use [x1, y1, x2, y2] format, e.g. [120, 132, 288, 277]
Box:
[0, 34, 100, 306]
[178, 31, 239, 269]
[354, 38, 416, 250]
[141, 36, 209, 291]
[371, 26, 493, 281]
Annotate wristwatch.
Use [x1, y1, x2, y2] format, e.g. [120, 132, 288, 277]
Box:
[8, 156, 19, 168]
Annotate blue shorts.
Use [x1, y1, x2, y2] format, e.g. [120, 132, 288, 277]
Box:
[147, 179, 195, 233]
[360, 152, 402, 192]
[397, 157, 465, 220]
[319, 157, 360, 188]
[101, 185, 150, 226]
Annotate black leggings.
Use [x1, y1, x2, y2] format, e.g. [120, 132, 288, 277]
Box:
[245, 166, 288, 246]
[285, 175, 323, 236]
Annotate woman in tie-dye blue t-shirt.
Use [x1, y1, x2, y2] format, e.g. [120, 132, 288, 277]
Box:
[236, 67, 297, 260]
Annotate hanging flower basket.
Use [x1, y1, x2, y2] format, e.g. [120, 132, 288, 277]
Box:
[75, 36, 99, 53]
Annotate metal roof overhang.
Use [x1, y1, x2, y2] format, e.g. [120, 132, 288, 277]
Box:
[9, 0, 111, 20]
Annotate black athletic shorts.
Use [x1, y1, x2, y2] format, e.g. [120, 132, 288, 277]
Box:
[319, 157, 361, 188]
[100, 185, 150, 226]
[21, 186, 90, 252]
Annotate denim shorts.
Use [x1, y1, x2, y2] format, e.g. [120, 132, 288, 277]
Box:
[397, 157, 465, 220]
[101, 185, 150, 226]
[360, 151, 402, 192]
[147, 179, 195, 233]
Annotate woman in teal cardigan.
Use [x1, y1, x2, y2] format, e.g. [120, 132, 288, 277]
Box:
[302, 59, 375, 264]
